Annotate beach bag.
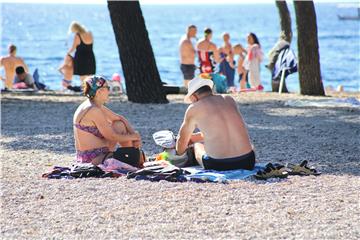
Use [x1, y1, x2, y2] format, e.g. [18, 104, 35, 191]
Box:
[210, 73, 227, 93]
[112, 147, 145, 168]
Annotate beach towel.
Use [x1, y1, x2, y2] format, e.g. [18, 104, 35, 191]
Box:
[183, 163, 266, 183]
[33, 68, 47, 90]
[128, 161, 266, 183]
[272, 47, 297, 81]
[285, 98, 360, 108]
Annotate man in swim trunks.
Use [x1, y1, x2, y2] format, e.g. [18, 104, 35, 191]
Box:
[0, 44, 29, 90]
[176, 76, 255, 171]
[196, 28, 220, 74]
[179, 25, 197, 88]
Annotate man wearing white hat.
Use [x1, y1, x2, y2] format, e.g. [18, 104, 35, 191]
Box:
[176, 76, 255, 171]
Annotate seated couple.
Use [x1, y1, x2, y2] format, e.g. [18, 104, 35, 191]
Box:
[75, 75, 255, 171]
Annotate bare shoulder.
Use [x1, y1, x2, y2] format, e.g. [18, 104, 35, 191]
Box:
[16, 57, 25, 63]
[210, 42, 217, 51]
[185, 104, 200, 121]
[180, 38, 191, 46]
[87, 105, 102, 116]
[223, 95, 237, 107]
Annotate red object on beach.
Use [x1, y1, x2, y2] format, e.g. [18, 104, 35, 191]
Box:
[112, 73, 121, 82]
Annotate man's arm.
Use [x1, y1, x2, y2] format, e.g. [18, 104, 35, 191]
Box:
[211, 43, 221, 63]
[176, 107, 196, 155]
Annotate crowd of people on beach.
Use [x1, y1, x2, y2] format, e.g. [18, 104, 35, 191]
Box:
[179, 25, 264, 92]
[2, 19, 326, 179]
[1, 21, 260, 173]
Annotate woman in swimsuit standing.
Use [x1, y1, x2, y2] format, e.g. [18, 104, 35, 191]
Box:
[67, 21, 96, 83]
[73, 76, 142, 166]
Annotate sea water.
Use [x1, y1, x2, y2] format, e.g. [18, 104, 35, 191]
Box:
[1, 3, 359, 91]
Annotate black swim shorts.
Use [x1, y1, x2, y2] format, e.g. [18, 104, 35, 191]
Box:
[180, 64, 196, 80]
[202, 150, 255, 171]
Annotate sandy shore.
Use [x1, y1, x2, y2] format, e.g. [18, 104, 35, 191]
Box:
[1, 91, 360, 239]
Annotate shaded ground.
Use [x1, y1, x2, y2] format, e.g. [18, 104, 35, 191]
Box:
[1, 92, 359, 239]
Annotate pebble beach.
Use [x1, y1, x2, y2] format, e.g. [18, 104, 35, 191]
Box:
[1, 91, 359, 239]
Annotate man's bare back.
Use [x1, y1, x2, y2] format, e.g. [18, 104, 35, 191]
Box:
[0, 55, 27, 89]
[187, 95, 252, 158]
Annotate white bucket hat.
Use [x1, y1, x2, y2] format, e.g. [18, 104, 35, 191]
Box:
[184, 77, 214, 103]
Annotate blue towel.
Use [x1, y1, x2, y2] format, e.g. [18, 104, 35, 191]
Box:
[183, 163, 266, 183]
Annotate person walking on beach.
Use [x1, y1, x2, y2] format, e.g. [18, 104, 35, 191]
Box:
[243, 33, 264, 90]
[67, 21, 96, 83]
[218, 32, 235, 89]
[179, 25, 197, 88]
[0, 44, 29, 90]
[196, 28, 220, 74]
[176, 76, 255, 171]
[73, 75, 144, 167]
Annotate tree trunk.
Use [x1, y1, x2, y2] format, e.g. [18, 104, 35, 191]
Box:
[294, 1, 325, 96]
[276, 0, 292, 43]
[107, 1, 168, 103]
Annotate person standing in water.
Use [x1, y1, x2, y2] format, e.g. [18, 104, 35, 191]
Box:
[218, 32, 236, 89]
[196, 28, 220, 74]
[179, 25, 197, 88]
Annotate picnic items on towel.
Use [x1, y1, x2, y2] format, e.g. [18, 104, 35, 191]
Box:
[152, 130, 176, 149]
[152, 130, 197, 168]
[127, 161, 188, 182]
[42, 159, 138, 179]
[43, 164, 108, 179]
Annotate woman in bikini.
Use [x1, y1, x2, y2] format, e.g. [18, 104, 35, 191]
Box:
[73, 75, 143, 166]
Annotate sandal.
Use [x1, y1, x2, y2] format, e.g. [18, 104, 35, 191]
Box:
[254, 163, 288, 180]
[287, 160, 321, 176]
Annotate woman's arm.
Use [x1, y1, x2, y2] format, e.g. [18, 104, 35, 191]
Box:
[90, 108, 140, 143]
[101, 106, 136, 133]
[68, 34, 80, 54]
